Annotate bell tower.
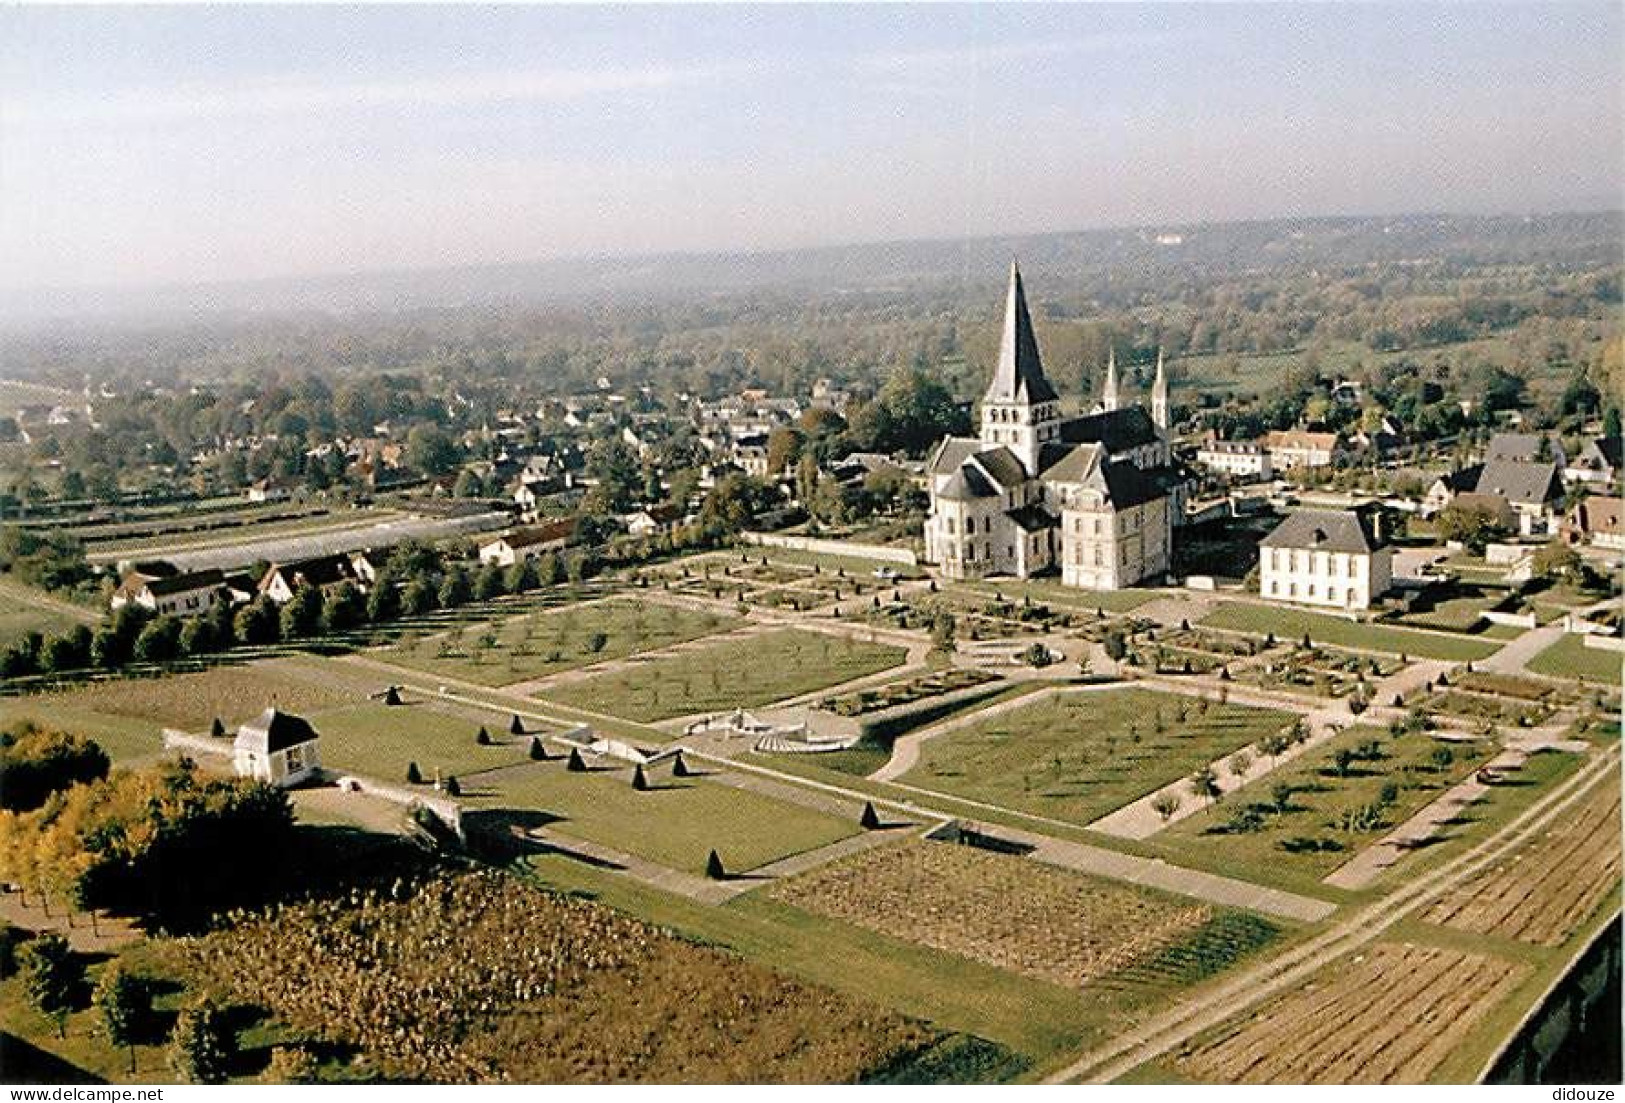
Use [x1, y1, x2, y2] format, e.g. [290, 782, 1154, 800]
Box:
[980, 261, 1060, 474]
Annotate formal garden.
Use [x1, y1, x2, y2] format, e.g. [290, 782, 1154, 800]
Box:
[1201, 603, 1499, 661]
[381, 597, 739, 687]
[899, 687, 1297, 828]
[1152, 722, 1502, 891]
[540, 628, 908, 723]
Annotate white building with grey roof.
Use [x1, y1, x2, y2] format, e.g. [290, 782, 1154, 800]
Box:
[1259, 508, 1393, 611]
[924, 263, 1178, 589]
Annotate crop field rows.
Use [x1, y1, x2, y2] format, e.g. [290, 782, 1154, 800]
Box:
[178, 870, 945, 1084]
[1420, 781, 1622, 946]
[1176, 942, 1528, 1084]
[772, 839, 1215, 990]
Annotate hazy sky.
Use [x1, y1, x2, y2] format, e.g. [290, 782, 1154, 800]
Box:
[1, 3, 1619, 292]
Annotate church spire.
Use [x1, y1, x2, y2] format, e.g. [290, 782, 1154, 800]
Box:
[1151, 347, 1169, 431]
[985, 261, 1058, 406]
[1102, 347, 1120, 412]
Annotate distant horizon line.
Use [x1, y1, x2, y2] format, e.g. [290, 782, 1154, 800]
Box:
[4, 201, 1621, 304]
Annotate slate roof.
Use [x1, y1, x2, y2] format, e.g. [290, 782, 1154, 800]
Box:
[1099, 460, 1168, 509]
[235, 708, 319, 755]
[985, 263, 1060, 406]
[926, 437, 981, 476]
[1484, 433, 1546, 463]
[1474, 460, 1562, 507]
[1573, 437, 1622, 472]
[259, 554, 362, 594]
[1260, 509, 1383, 554]
[1006, 504, 1057, 533]
[1058, 407, 1161, 455]
[936, 466, 998, 501]
[972, 446, 1028, 488]
[119, 568, 224, 599]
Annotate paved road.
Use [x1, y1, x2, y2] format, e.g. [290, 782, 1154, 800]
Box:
[103, 510, 510, 571]
[1479, 622, 1565, 675]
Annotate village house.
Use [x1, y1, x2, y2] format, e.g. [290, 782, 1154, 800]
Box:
[1473, 458, 1564, 536]
[1264, 429, 1344, 471]
[477, 518, 578, 566]
[258, 553, 371, 604]
[1195, 436, 1272, 481]
[1563, 495, 1625, 551]
[1565, 436, 1621, 487]
[233, 708, 321, 787]
[245, 477, 292, 503]
[110, 567, 229, 617]
[1258, 507, 1393, 612]
[624, 504, 683, 538]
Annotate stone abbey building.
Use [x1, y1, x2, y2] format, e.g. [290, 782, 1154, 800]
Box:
[924, 263, 1180, 590]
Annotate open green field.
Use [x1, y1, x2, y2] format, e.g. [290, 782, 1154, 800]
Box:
[0, 577, 98, 647]
[1526, 633, 1623, 686]
[85, 509, 407, 560]
[1151, 725, 1500, 894]
[496, 761, 860, 875]
[310, 701, 537, 782]
[901, 687, 1296, 829]
[0, 602, 85, 649]
[542, 629, 908, 722]
[380, 598, 739, 687]
[1393, 586, 1505, 633]
[1201, 602, 1499, 661]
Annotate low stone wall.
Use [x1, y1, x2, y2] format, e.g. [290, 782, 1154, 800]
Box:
[741, 531, 917, 566]
[162, 729, 232, 761]
[1484, 609, 1537, 630]
[1583, 634, 1625, 654]
[325, 771, 464, 839]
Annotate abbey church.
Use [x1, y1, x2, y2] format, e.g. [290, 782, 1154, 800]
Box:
[924, 263, 1182, 590]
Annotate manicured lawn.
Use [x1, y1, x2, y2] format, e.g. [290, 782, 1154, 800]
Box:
[380, 597, 739, 687]
[1526, 633, 1623, 686]
[309, 701, 537, 782]
[498, 761, 859, 875]
[1201, 602, 1499, 661]
[541, 629, 908, 722]
[1393, 587, 1503, 633]
[901, 687, 1296, 828]
[1151, 725, 1500, 894]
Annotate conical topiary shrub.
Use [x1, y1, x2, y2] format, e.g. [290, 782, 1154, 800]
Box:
[567, 747, 587, 773]
[860, 801, 881, 830]
[407, 761, 423, 785]
[383, 686, 402, 706]
[210, 717, 226, 738]
[476, 726, 491, 746]
[706, 849, 726, 880]
[672, 752, 690, 778]
[529, 736, 546, 761]
[444, 775, 461, 797]
[509, 714, 525, 736]
[632, 764, 649, 791]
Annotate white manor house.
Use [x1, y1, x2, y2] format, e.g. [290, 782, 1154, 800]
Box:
[924, 263, 1182, 590]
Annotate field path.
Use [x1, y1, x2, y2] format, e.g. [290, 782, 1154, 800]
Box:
[0, 577, 100, 624]
[1042, 740, 1621, 1083]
